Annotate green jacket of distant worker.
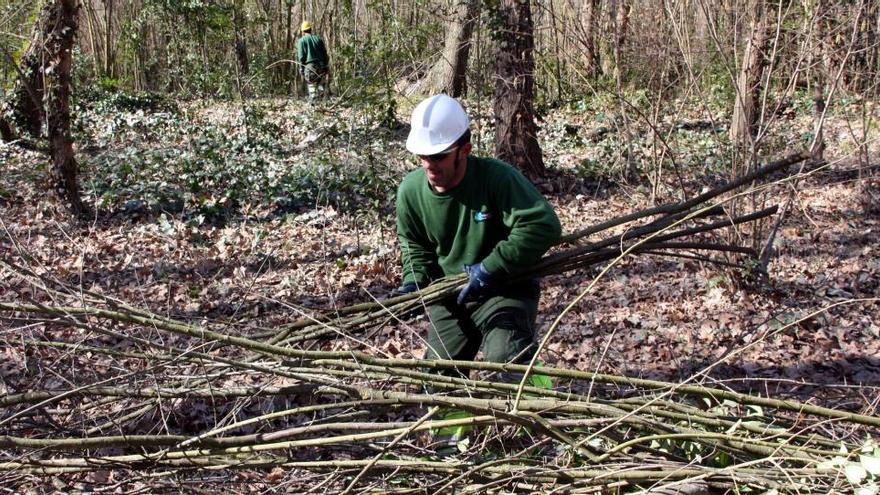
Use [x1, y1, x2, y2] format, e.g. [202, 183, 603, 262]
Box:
[296, 30, 329, 72]
[297, 21, 329, 101]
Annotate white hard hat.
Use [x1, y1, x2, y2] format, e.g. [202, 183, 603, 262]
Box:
[406, 94, 470, 155]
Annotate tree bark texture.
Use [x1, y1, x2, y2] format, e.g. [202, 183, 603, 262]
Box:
[409, 0, 480, 97]
[810, 0, 828, 161]
[45, 0, 85, 217]
[612, 0, 631, 82]
[577, 0, 600, 78]
[599, 0, 630, 78]
[103, 0, 115, 78]
[729, 0, 768, 146]
[492, 0, 545, 179]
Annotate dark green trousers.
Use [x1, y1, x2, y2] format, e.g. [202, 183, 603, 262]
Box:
[426, 280, 540, 378]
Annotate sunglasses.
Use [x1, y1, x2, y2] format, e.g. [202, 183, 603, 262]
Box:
[418, 146, 459, 162]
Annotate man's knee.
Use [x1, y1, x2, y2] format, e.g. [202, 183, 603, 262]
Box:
[481, 310, 535, 364]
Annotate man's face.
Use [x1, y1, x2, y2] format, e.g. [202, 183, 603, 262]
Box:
[419, 143, 470, 193]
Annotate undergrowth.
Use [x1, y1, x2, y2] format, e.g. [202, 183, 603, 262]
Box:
[59, 87, 852, 226]
[73, 90, 401, 223]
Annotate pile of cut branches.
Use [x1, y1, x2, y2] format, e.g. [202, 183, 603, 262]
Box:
[265, 151, 811, 347]
[4, 151, 878, 494]
[1, 295, 878, 493]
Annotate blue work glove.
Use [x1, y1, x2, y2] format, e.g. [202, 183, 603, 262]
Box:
[456, 263, 496, 305]
[387, 282, 418, 299]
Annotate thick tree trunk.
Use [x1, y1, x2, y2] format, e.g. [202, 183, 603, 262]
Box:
[45, 0, 85, 217]
[599, 0, 629, 78]
[493, 0, 544, 179]
[578, 0, 600, 78]
[410, 0, 480, 97]
[729, 0, 768, 146]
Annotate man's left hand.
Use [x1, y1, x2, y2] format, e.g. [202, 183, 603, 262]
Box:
[457, 263, 496, 305]
[387, 282, 418, 299]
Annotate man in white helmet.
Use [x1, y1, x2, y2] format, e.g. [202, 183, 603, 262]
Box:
[394, 94, 561, 453]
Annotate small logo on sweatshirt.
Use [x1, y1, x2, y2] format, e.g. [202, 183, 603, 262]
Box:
[474, 211, 492, 222]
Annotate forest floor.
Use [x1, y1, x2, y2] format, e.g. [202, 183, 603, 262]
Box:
[1, 95, 879, 491]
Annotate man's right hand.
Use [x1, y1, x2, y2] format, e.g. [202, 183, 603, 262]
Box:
[387, 282, 418, 299]
[457, 263, 496, 305]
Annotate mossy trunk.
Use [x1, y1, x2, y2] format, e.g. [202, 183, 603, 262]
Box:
[45, 0, 85, 217]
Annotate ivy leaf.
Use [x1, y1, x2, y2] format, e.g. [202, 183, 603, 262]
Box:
[847, 463, 868, 485]
[855, 484, 878, 495]
[745, 404, 764, 416]
[861, 455, 880, 476]
[818, 456, 847, 470]
[724, 419, 742, 434]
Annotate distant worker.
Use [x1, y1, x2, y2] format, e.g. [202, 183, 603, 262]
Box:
[296, 21, 330, 102]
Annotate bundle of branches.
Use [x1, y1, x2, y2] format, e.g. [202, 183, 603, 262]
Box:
[5, 149, 878, 493]
[263, 151, 813, 347]
[0, 295, 878, 493]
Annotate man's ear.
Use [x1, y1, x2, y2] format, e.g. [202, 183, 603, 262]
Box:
[461, 142, 473, 157]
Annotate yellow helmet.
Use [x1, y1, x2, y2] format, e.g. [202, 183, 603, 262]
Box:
[301, 21, 312, 33]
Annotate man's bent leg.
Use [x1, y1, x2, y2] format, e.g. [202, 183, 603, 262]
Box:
[473, 280, 539, 367]
[479, 308, 538, 376]
[473, 280, 552, 389]
[425, 302, 480, 378]
[425, 303, 481, 456]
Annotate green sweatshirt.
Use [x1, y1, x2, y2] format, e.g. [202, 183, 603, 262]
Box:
[396, 156, 562, 287]
[297, 33, 329, 68]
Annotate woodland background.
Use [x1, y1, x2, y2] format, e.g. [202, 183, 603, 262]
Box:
[1, 0, 880, 493]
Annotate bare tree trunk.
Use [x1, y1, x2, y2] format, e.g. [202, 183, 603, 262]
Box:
[45, 0, 85, 217]
[810, 0, 828, 161]
[729, 0, 768, 147]
[81, 0, 102, 80]
[410, 0, 480, 97]
[103, 0, 114, 78]
[493, 0, 545, 179]
[548, 0, 564, 103]
[232, 1, 250, 98]
[285, 0, 293, 94]
[578, 0, 600, 78]
[600, 0, 629, 78]
[612, 0, 631, 83]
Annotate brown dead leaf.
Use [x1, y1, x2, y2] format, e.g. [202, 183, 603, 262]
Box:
[265, 467, 285, 482]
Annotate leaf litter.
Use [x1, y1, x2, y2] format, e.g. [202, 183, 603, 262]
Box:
[1, 96, 879, 491]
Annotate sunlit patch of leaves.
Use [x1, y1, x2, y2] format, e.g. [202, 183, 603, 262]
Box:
[819, 438, 880, 495]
